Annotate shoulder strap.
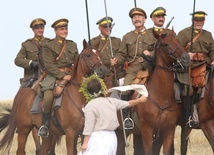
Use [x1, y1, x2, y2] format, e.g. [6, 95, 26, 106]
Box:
[56, 42, 66, 61]
[185, 30, 203, 50]
[100, 41, 109, 54]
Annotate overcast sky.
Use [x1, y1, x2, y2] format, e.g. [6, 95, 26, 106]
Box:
[0, 0, 211, 100]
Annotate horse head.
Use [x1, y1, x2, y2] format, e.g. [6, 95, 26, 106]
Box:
[153, 28, 190, 71]
[72, 39, 108, 80]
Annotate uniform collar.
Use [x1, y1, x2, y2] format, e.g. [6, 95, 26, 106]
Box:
[100, 34, 109, 41]
[34, 37, 44, 42]
[134, 28, 146, 35]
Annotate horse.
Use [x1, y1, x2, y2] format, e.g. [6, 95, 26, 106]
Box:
[179, 66, 214, 155]
[0, 39, 108, 155]
[115, 28, 190, 155]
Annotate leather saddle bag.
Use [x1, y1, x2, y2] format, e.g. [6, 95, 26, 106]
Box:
[191, 64, 206, 88]
[132, 70, 150, 85]
[53, 79, 68, 97]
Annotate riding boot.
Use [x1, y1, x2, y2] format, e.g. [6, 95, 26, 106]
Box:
[38, 90, 53, 137]
[182, 95, 199, 128]
[38, 112, 51, 137]
[121, 94, 134, 129]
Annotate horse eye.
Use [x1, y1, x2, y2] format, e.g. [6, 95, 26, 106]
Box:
[86, 54, 91, 57]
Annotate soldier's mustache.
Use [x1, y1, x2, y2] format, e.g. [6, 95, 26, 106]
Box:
[134, 20, 142, 24]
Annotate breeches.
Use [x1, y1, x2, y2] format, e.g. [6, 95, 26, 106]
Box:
[42, 90, 54, 113]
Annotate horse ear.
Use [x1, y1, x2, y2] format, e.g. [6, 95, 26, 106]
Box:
[83, 39, 88, 50]
[168, 26, 174, 37]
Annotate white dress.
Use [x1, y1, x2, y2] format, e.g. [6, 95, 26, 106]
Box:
[79, 130, 117, 155]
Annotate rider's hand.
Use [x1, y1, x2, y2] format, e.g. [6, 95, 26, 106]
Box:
[30, 60, 39, 68]
[62, 75, 71, 81]
[110, 58, 117, 66]
[188, 52, 195, 60]
[211, 61, 214, 66]
[143, 50, 151, 56]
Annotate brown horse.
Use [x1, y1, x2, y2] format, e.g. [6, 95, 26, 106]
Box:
[116, 29, 190, 155]
[179, 66, 214, 155]
[0, 40, 108, 155]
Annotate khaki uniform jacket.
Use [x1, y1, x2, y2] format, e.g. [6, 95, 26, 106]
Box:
[90, 35, 125, 78]
[40, 37, 79, 91]
[176, 27, 214, 84]
[14, 37, 50, 85]
[115, 30, 155, 85]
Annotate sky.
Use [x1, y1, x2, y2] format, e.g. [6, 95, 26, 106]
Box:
[0, 0, 211, 100]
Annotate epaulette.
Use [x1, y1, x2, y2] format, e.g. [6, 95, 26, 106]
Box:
[66, 39, 74, 43]
[24, 38, 34, 42]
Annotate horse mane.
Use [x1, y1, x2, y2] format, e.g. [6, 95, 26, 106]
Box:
[70, 54, 80, 80]
[209, 66, 214, 106]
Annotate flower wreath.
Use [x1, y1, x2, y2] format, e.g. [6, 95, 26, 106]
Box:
[79, 74, 107, 103]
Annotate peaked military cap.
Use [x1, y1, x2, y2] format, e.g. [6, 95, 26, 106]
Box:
[96, 16, 113, 26]
[129, 7, 147, 19]
[51, 18, 69, 28]
[191, 11, 207, 20]
[30, 18, 46, 28]
[150, 7, 166, 18]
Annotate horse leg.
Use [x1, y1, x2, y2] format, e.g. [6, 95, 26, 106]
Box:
[180, 125, 192, 155]
[65, 132, 79, 155]
[141, 129, 153, 155]
[115, 129, 126, 155]
[40, 135, 53, 155]
[152, 139, 162, 155]
[48, 135, 61, 155]
[201, 122, 214, 153]
[161, 129, 176, 155]
[17, 128, 32, 155]
[133, 134, 144, 155]
[31, 127, 41, 155]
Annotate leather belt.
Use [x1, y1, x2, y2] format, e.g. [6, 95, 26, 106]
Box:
[59, 67, 72, 72]
[192, 53, 207, 61]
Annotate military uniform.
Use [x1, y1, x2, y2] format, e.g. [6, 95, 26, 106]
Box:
[15, 18, 49, 87]
[90, 36, 124, 76]
[176, 26, 214, 85]
[175, 11, 214, 127]
[40, 37, 79, 91]
[116, 29, 155, 87]
[38, 18, 79, 137]
[90, 16, 125, 80]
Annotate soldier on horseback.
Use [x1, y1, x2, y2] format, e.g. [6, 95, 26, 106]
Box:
[176, 11, 214, 128]
[89, 16, 125, 87]
[14, 18, 49, 88]
[38, 18, 79, 137]
[110, 7, 155, 128]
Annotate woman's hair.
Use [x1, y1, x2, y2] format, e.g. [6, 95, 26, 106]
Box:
[87, 79, 101, 95]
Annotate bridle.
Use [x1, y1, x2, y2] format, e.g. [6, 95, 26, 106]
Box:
[154, 37, 185, 72]
[80, 48, 103, 76]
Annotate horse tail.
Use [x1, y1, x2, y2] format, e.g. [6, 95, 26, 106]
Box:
[0, 89, 26, 153]
[0, 106, 11, 132]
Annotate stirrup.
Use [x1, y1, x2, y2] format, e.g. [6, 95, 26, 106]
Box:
[38, 125, 49, 137]
[187, 116, 199, 128]
[123, 117, 134, 130]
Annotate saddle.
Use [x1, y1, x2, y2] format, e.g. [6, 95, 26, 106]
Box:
[132, 70, 150, 85]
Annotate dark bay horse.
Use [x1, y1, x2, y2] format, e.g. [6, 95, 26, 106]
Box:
[179, 66, 214, 155]
[116, 29, 190, 155]
[0, 40, 108, 155]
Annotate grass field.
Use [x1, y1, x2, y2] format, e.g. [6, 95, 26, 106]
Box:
[0, 100, 212, 155]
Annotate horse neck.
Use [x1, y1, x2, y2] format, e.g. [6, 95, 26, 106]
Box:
[148, 50, 175, 99]
[71, 61, 91, 84]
